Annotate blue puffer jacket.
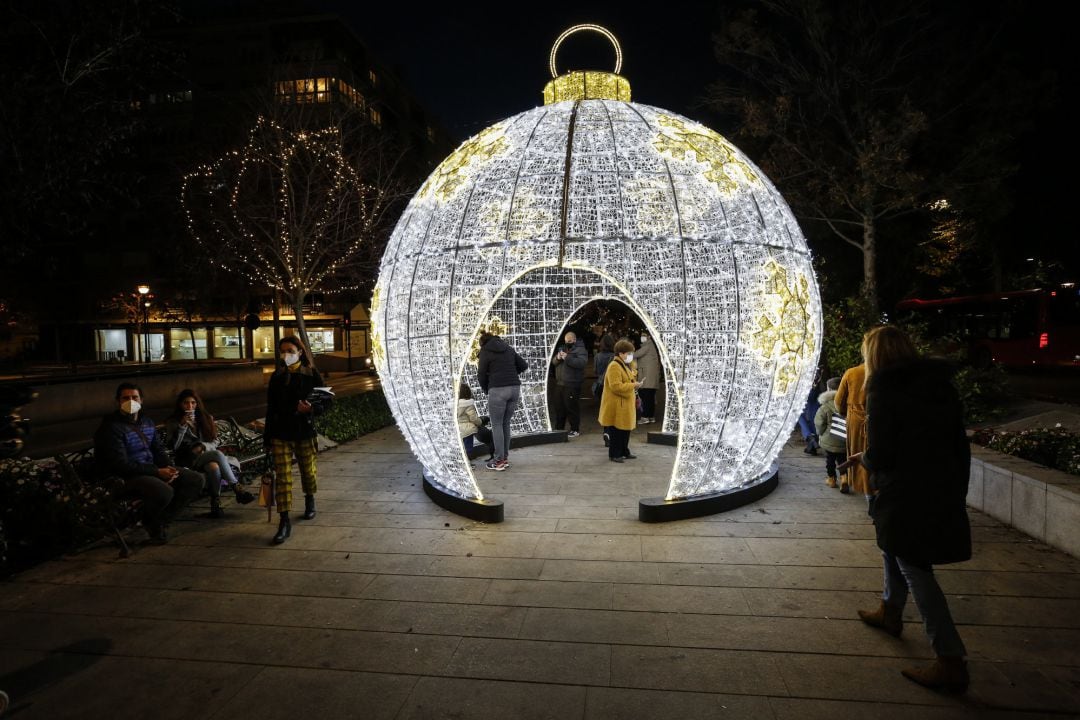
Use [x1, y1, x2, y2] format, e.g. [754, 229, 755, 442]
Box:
[94, 412, 170, 479]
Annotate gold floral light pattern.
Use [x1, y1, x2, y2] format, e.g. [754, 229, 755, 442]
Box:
[746, 260, 815, 395]
[421, 123, 510, 202]
[653, 115, 760, 195]
[369, 285, 385, 369]
[468, 316, 510, 365]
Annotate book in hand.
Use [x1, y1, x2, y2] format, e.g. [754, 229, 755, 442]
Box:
[306, 387, 335, 412]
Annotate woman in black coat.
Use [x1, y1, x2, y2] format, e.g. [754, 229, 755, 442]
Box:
[841, 325, 971, 693]
[264, 336, 331, 544]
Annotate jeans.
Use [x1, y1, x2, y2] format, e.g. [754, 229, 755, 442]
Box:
[463, 434, 474, 454]
[191, 449, 238, 497]
[487, 385, 520, 461]
[882, 551, 966, 657]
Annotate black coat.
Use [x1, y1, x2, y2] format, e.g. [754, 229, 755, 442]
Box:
[264, 364, 328, 442]
[863, 358, 971, 566]
[477, 337, 527, 393]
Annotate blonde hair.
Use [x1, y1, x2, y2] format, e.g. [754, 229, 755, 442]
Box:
[862, 325, 918, 386]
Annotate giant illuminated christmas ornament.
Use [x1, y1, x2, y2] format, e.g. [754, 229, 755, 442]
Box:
[371, 24, 822, 522]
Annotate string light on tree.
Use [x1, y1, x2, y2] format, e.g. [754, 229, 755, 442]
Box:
[182, 115, 396, 344]
[371, 25, 822, 516]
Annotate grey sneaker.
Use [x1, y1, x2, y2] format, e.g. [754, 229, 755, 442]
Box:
[567, 430, 581, 438]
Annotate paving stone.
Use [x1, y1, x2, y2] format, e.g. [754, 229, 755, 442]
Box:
[608, 645, 789, 695]
[0, 654, 252, 720]
[4, 425, 1078, 719]
[483, 578, 614, 610]
[445, 637, 610, 685]
[584, 686, 775, 719]
[398, 677, 586, 720]
[519, 607, 670, 645]
[212, 667, 417, 720]
[533, 533, 643, 562]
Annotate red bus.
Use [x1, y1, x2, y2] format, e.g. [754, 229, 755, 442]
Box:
[896, 285, 1080, 368]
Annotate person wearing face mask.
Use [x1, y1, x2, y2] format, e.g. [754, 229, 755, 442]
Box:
[263, 336, 331, 544]
[634, 332, 660, 424]
[94, 382, 204, 544]
[165, 388, 256, 518]
[550, 330, 588, 438]
[598, 339, 643, 463]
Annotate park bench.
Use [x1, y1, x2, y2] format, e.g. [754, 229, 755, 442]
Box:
[50, 417, 268, 558]
[211, 417, 270, 485]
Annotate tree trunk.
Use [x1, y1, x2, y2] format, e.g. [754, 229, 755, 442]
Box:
[861, 214, 878, 313]
[272, 290, 281, 351]
[188, 324, 198, 360]
[292, 292, 311, 362]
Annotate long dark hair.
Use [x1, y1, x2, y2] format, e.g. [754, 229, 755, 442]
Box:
[279, 335, 312, 367]
[169, 388, 217, 441]
[600, 334, 615, 352]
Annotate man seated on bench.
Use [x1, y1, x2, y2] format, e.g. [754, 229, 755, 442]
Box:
[94, 382, 203, 545]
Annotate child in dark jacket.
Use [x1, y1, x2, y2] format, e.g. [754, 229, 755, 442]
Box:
[814, 377, 848, 489]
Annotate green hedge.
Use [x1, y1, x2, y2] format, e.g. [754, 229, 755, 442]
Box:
[973, 426, 1080, 476]
[316, 389, 395, 443]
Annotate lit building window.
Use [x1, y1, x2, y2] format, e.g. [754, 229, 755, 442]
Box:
[276, 77, 365, 108]
[368, 69, 378, 86]
[370, 108, 382, 127]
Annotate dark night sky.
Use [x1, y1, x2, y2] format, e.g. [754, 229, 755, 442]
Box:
[321, 1, 724, 139]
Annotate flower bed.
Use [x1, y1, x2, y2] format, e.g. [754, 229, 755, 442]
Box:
[0, 456, 112, 575]
[971, 426, 1080, 476]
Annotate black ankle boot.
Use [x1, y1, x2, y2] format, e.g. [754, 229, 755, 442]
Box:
[272, 512, 291, 544]
[207, 497, 225, 519]
[302, 494, 316, 520]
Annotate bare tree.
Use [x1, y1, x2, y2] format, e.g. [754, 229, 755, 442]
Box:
[708, 0, 941, 311]
[182, 107, 407, 351]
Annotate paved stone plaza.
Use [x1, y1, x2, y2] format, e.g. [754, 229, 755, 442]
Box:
[1, 420, 1079, 719]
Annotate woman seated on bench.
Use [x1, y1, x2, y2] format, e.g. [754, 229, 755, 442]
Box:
[165, 388, 254, 518]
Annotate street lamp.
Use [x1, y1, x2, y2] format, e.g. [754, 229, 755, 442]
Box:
[137, 284, 151, 362]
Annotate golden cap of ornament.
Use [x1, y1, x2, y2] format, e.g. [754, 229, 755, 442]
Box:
[543, 24, 631, 104]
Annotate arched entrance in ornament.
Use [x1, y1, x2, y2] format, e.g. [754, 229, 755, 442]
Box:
[456, 264, 681, 498]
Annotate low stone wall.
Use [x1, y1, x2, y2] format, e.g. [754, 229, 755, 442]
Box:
[25, 364, 266, 425]
[968, 444, 1080, 558]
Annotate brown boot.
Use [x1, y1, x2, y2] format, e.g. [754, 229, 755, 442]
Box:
[826, 476, 838, 488]
[901, 656, 968, 693]
[857, 601, 903, 637]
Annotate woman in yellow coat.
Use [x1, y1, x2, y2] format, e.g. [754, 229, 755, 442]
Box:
[598, 339, 643, 463]
[835, 328, 881, 498]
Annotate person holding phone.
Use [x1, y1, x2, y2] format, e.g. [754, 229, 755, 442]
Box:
[598, 339, 642, 463]
[550, 330, 588, 438]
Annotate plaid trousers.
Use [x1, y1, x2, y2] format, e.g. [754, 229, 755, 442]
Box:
[271, 438, 318, 512]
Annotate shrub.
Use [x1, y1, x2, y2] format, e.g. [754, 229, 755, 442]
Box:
[953, 364, 1010, 424]
[976, 426, 1080, 476]
[316, 390, 395, 443]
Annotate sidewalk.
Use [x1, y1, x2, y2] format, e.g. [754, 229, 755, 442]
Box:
[1, 418, 1078, 719]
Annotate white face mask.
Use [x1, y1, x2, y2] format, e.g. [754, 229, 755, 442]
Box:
[282, 352, 300, 366]
[640, 336, 647, 344]
[624, 353, 634, 363]
[120, 399, 141, 415]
